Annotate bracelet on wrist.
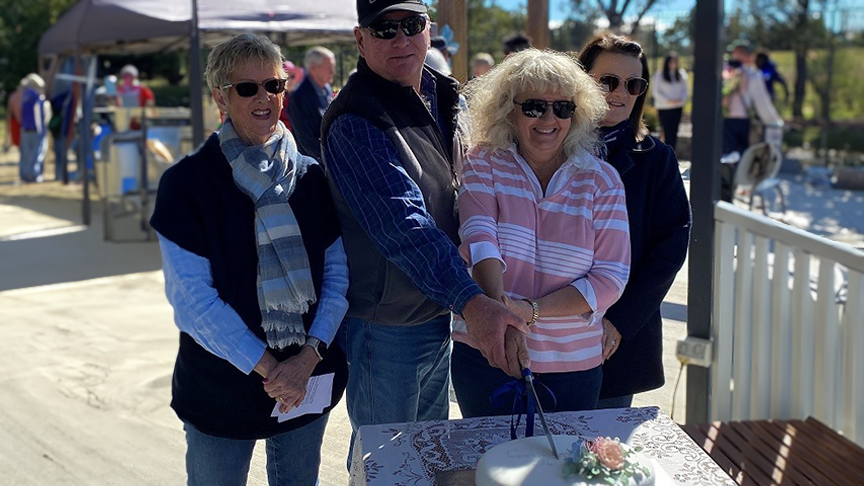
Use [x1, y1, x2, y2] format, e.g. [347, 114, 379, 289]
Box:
[523, 298, 539, 326]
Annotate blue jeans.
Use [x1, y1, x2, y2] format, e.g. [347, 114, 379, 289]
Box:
[336, 314, 452, 467]
[183, 412, 328, 486]
[451, 342, 602, 418]
[19, 131, 46, 183]
[596, 394, 634, 409]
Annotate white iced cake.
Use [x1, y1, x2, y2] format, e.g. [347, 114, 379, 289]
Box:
[475, 435, 654, 486]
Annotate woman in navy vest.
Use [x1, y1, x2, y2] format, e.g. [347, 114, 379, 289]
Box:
[150, 34, 348, 486]
[578, 35, 692, 409]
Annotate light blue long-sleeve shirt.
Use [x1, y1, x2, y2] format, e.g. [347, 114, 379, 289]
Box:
[157, 232, 349, 375]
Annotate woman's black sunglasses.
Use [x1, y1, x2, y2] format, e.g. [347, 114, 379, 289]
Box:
[514, 99, 577, 119]
[367, 15, 428, 40]
[221, 78, 287, 98]
[596, 74, 648, 96]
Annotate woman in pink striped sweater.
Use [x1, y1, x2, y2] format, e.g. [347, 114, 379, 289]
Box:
[451, 49, 632, 417]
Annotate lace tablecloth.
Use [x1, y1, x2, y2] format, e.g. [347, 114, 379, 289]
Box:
[349, 406, 735, 486]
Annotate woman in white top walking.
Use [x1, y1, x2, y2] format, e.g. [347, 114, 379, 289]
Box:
[652, 52, 688, 151]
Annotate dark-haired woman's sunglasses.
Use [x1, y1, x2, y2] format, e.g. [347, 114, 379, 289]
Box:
[596, 74, 648, 96]
[514, 99, 577, 119]
[367, 15, 428, 40]
[221, 78, 287, 97]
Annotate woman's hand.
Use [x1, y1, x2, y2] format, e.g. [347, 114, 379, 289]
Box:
[601, 317, 622, 362]
[263, 347, 320, 413]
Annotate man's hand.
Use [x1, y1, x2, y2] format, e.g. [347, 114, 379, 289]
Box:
[601, 317, 622, 362]
[462, 294, 529, 372]
[263, 347, 319, 413]
[502, 295, 534, 324]
[504, 326, 530, 378]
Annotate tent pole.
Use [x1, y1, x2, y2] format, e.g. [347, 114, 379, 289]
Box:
[80, 55, 97, 227]
[189, 0, 205, 147]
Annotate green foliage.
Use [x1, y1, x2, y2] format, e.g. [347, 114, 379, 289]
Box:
[0, 0, 77, 92]
[551, 18, 600, 53]
[462, 0, 526, 63]
[100, 53, 188, 85]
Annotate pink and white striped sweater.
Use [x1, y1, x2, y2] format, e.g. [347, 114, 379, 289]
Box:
[453, 145, 631, 373]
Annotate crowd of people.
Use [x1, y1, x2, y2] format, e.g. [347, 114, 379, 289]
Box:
[148, 0, 698, 483]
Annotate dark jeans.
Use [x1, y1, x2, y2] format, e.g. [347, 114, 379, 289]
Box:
[657, 107, 683, 152]
[451, 342, 602, 418]
[596, 394, 634, 409]
[721, 118, 752, 202]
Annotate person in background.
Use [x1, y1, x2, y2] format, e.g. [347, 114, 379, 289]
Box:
[149, 34, 349, 485]
[651, 52, 688, 152]
[502, 32, 531, 56]
[322, 0, 526, 465]
[19, 74, 51, 183]
[425, 47, 452, 75]
[117, 64, 155, 130]
[755, 49, 789, 102]
[471, 53, 495, 78]
[4, 83, 24, 153]
[278, 60, 303, 132]
[721, 41, 783, 201]
[452, 49, 631, 417]
[578, 34, 691, 409]
[288, 46, 335, 161]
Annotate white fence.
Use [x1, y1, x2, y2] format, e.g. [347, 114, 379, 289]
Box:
[710, 201, 864, 446]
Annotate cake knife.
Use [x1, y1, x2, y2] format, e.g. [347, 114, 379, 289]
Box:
[522, 368, 560, 459]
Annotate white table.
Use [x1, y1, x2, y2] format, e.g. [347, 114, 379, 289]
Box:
[349, 406, 735, 486]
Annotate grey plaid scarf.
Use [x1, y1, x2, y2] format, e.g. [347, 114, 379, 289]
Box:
[219, 119, 316, 349]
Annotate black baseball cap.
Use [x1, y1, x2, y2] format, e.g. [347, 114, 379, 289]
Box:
[357, 0, 427, 28]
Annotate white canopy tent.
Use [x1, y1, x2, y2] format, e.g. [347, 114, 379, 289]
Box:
[37, 0, 357, 225]
[38, 0, 357, 55]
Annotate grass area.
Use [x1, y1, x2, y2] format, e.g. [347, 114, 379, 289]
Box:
[650, 46, 864, 122]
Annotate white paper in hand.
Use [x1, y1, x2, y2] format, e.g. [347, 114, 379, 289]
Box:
[270, 373, 335, 422]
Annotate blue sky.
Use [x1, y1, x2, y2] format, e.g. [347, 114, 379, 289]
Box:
[489, 0, 754, 22]
[489, 0, 864, 22]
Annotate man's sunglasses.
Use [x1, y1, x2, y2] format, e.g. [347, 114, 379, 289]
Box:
[221, 78, 287, 98]
[596, 74, 648, 96]
[514, 99, 577, 119]
[367, 15, 428, 40]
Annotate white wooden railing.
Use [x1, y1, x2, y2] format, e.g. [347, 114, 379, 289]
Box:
[710, 201, 864, 446]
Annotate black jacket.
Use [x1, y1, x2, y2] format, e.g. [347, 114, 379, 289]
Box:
[320, 58, 462, 326]
[288, 75, 329, 161]
[600, 134, 691, 398]
[150, 133, 347, 439]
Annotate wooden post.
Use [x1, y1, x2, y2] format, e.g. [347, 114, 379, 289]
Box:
[437, 0, 468, 83]
[527, 0, 550, 50]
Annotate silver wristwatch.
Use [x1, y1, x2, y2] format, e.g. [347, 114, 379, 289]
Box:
[303, 337, 325, 362]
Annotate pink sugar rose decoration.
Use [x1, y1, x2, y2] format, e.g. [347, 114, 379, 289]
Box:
[588, 437, 626, 471]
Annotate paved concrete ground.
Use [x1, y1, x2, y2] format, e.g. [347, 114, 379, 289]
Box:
[0, 145, 859, 485]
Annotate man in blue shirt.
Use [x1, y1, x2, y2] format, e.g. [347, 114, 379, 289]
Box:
[288, 46, 335, 161]
[322, 0, 528, 467]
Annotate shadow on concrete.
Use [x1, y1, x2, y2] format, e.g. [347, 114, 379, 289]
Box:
[0, 196, 161, 292]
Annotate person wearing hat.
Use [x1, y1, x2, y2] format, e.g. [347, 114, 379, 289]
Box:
[117, 64, 155, 130]
[322, 0, 528, 465]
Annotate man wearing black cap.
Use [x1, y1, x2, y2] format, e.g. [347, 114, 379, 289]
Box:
[322, 0, 528, 463]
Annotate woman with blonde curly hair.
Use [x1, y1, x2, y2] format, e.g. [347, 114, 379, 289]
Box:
[451, 49, 632, 417]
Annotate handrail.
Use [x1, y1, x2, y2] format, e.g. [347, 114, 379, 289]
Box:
[714, 201, 864, 272]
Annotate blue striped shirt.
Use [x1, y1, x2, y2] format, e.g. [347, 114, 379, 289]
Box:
[323, 71, 482, 315]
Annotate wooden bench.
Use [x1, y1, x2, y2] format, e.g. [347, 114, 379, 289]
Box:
[680, 417, 864, 485]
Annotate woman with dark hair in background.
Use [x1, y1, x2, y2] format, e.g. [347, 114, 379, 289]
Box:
[651, 52, 688, 152]
[578, 35, 691, 409]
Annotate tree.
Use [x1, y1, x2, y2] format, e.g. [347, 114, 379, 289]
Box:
[0, 0, 77, 93]
[569, 0, 665, 34]
[429, 0, 525, 62]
